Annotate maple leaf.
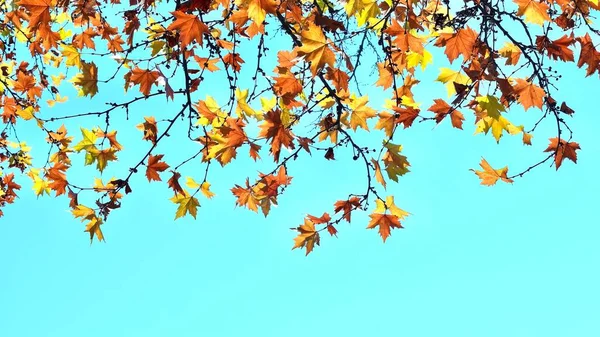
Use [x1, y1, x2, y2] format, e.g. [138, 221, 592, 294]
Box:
[170, 192, 200, 219]
[292, 218, 320, 256]
[471, 158, 514, 186]
[347, 94, 376, 131]
[167, 11, 209, 48]
[28, 168, 50, 197]
[535, 35, 574, 62]
[72, 205, 104, 242]
[231, 179, 260, 213]
[576, 34, 600, 77]
[333, 196, 362, 222]
[61, 44, 82, 69]
[544, 138, 581, 170]
[88, 147, 118, 172]
[259, 109, 295, 162]
[436, 68, 471, 97]
[374, 112, 397, 137]
[382, 142, 410, 182]
[296, 23, 336, 76]
[499, 42, 522, 65]
[72, 61, 99, 97]
[374, 62, 393, 89]
[427, 99, 464, 129]
[513, 0, 550, 25]
[45, 162, 68, 196]
[137, 116, 158, 143]
[167, 171, 185, 196]
[247, 0, 278, 25]
[367, 213, 402, 243]
[223, 53, 245, 72]
[474, 95, 523, 143]
[146, 154, 170, 181]
[129, 67, 160, 96]
[96, 130, 123, 151]
[367, 196, 408, 242]
[18, 0, 52, 28]
[193, 56, 220, 72]
[512, 78, 545, 111]
[435, 27, 477, 63]
[73, 127, 97, 152]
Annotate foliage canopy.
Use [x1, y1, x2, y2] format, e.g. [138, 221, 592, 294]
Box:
[0, 0, 595, 254]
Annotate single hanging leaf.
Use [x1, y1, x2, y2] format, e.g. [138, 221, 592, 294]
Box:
[544, 138, 581, 170]
[292, 218, 320, 256]
[146, 154, 170, 181]
[170, 192, 200, 219]
[471, 158, 514, 186]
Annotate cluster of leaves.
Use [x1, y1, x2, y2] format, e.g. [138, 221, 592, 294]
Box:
[0, 0, 596, 254]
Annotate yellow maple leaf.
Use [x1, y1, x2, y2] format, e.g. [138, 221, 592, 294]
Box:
[61, 44, 81, 69]
[347, 94, 377, 131]
[435, 68, 471, 96]
[474, 96, 523, 143]
[170, 192, 200, 219]
[28, 168, 51, 197]
[296, 23, 336, 76]
[513, 0, 550, 25]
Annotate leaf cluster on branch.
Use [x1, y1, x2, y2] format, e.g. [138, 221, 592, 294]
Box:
[0, 0, 596, 254]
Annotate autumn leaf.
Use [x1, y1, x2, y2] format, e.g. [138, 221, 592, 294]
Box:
[427, 99, 464, 129]
[17, 0, 52, 28]
[347, 94, 376, 131]
[258, 109, 295, 162]
[367, 213, 402, 243]
[512, 78, 545, 111]
[435, 27, 478, 63]
[167, 11, 209, 48]
[474, 95, 523, 143]
[170, 192, 200, 219]
[499, 42, 522, 65]
[247, 0, 278, 25]
[296, 22, 336, 76]
[129, 67, 160, 96]
[72, 61, 99, 97]
[292, 218, 320, 255]
[146, 154, 170, 181]
[471, 158, 514, 186]
[382, 142, 410, 182]
[513, 0, 550, 25]
[544, 138, 581, 170]
[137, 116, 158, 143]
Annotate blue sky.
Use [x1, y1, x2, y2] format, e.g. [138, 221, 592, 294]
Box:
[2, 10, 600, 337]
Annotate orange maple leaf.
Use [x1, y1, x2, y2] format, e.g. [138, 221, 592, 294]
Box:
[258, 109, 295, 162]
[333, 197, 362, 222]
[146, 154, 170, 181]
[296, 22, 335, 76]
[544, 137, 580, 170]
[427, 99, 464, 129]
[129, 67, 160, 96]
[167, 11, 209, 48]
[435, 27, 477, 63]
[367, 213, 402, 242]
[512, 78, 545, 110]
[471, 158, 514, 186]
[17, 0, 52, 28]
[292, 218, 320, 255]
